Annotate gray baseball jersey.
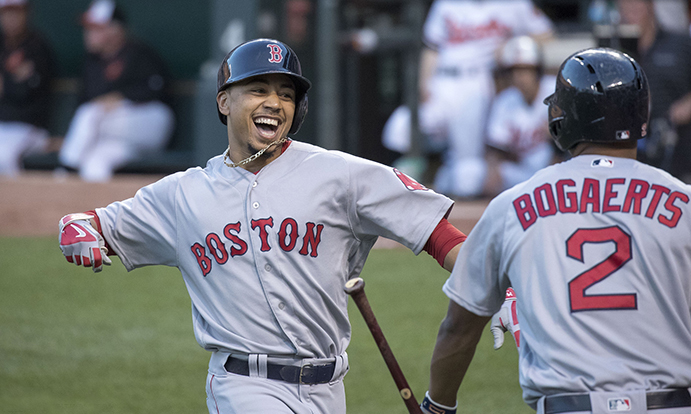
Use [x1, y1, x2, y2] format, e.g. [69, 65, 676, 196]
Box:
[443, 154, 691, 408]
[96, 140, 453, 359]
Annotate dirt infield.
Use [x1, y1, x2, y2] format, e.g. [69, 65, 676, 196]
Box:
[0, 172, 164, 237]
[0, 171, 488, 241]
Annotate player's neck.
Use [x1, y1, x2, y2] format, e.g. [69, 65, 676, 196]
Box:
[570, 143, 637, 160]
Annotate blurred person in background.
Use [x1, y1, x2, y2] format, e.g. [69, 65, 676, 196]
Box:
[0, 0, 55, 177]
[417, 0, 553, 199]
[58, 0, 174, 182]
[483, 36, 557, 196]
[618, 0, 691, 183]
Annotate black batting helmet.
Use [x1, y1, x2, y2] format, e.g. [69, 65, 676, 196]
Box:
[216, 38, 311, 134]
[543, 48, 649, 151]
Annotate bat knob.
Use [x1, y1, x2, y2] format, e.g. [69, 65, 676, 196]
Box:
[344, 277, 365, 295]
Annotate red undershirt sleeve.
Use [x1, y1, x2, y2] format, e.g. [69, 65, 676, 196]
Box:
[423, 218, 467, 267]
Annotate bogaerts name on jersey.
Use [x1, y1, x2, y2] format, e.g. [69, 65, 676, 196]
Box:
[513, 178, 690, 230]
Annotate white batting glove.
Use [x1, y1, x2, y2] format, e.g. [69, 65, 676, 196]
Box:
[59, 213, 112, 273]
[490, 287, 520, 349]
[421, 391, 457, 414]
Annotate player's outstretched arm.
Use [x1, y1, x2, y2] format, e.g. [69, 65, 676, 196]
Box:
[424, 300, 491, 411]
[58, 212, 112, 273]
[490, 288, 520, 349]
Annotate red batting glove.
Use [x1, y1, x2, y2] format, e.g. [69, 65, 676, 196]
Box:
[490, 287, 520, 349]
[59, 213, 112, 272]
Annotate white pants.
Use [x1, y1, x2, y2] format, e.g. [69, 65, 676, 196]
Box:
[0, 121, 49, 176]
[59, 99, 174, 182]
[423, 72, 495, 198]
[206, 352, 349, 414]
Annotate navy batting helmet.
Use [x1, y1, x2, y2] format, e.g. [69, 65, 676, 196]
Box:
[543, 48, 649, 151]
[216, 38, 311, 135]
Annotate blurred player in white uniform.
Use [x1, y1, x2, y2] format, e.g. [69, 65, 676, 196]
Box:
[420, 49, 691, 414]
[420, 0, 553, 198]
[484, 36, 556, 196]
[56, 39, 470, 414]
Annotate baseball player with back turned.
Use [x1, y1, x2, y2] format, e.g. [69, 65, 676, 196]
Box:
[57, 39, 470, 413]
[420, 48, 691, 414]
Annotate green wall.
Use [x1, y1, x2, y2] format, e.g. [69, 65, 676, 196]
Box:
[29, 0, 211, 79]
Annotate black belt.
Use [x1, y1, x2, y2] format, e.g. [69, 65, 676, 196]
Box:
[224, 356, 335, 385]
[545, 388, 691, 413]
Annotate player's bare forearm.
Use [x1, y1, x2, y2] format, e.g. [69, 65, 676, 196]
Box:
[442, 243, 462, 272]
[428, 300, 490, 406]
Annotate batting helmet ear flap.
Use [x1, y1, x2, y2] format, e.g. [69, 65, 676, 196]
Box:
[289, 95, 308, 134]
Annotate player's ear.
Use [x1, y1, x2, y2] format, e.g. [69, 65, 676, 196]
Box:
[217, 90, 230, 117]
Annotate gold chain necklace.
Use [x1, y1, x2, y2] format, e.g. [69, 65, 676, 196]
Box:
[223, 137, 287, 168]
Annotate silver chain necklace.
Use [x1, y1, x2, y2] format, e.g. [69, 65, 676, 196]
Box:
[223, 137, 287, 168]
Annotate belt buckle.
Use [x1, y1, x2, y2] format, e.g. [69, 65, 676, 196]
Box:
[299, 363, 313, 384]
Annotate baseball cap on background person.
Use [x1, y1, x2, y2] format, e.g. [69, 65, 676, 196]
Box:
[81, 0, 126, 27]
[0, 0, 27, 8]
[499, 36, 542, 69]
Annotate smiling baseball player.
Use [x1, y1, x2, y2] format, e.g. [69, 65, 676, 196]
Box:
[421, 48, 691, 414]
[58, 38, 468, 414]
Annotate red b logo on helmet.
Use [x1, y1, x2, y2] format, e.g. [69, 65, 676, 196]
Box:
[267, 44, 283, 63]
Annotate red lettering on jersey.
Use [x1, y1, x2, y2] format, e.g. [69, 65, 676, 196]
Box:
[300, 222, 323, 257]
[580, 178, 601, 213]
[515, 179, 688, 230]
[645, 184, 670, 218]
[251, 218, 274, 251]
[513, 194, 537, 230]
[622, 179, 649, 214]
[603, 178, 625, 213]
[534, 183, 557, 217]
[267, 44, 283, 63]
[206, 233, 229, 264]
[278, 218, 299, 251]
[659, 191, 689, 228]
[191, 243, 212, 277]
[223, 222, 248, 257]
[556, 179, 578, 213]
[444, 18, 511, 44]
[394, 168, 427, 191]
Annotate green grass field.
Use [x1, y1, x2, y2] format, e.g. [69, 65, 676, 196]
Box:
[0, 237, 532, 413]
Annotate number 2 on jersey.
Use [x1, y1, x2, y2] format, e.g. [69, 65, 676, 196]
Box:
[566, 226, 637, 312]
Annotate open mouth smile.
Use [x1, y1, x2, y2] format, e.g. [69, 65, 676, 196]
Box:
[254, 116, 281, 139]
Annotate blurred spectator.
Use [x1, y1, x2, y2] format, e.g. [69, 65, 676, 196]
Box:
[483, 36, 557, 196]
[416, 0, 553, 199]
[618, 0, 691, 182]
[58, 0, 174, 182]
[0, 0, 55, 177]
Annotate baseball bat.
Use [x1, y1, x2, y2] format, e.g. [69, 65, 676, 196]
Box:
[344, 277, 423, 414]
